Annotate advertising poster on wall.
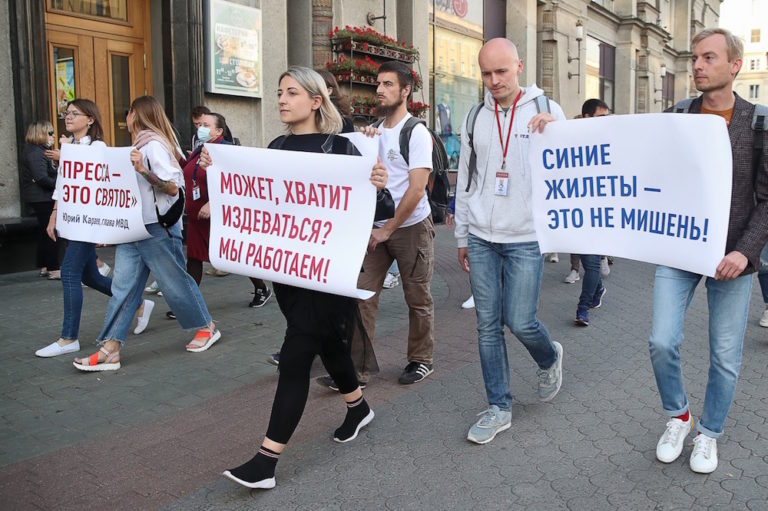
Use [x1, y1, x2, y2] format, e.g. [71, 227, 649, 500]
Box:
[204, 0, 262, 98]
[55, 59, 75, 117]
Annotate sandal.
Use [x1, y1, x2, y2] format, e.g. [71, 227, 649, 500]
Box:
[73, 346, 121, 372]
[186, 328, 221, 353]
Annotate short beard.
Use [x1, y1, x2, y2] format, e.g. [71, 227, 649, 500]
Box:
[376, 96, 405, 118]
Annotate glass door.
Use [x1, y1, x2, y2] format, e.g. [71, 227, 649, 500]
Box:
[94, 38, 148, 147]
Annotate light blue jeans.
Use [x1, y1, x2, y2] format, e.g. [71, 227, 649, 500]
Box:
[467, 235, 558, 411]
[97, 222, 212, 344]
[649, 265, 752, 438]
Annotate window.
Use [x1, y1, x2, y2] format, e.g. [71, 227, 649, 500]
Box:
[749, 58, 760, 71]
[662, 73, 675, 110]
[428, 1, 484, 141]
[751, 29, 761, 43]
[585, 36, 615, 111]
[750, 84, 760, 100]
[48, 0, 127, 21]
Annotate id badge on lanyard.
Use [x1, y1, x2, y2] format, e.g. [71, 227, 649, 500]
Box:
[192, 159, 202, 200]
[495, 171, 509, 196]
[494, 91, 522, 197]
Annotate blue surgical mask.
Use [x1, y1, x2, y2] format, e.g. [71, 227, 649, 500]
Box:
[197, 126, 211, 143]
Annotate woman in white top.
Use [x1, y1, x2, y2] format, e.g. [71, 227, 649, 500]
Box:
[35, 99, 122, 358]
[74, 96, 221, 371]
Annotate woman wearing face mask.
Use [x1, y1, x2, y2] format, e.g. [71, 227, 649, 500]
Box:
[73, 96, 222, 371]
[21, 121, 63, 278]
[182, 112, 272, 306]
[212, 66, 390, 490]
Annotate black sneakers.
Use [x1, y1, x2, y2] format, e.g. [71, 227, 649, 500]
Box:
[315, 375, 366, 391]
[398, 362, 434, 384]
[249, 287, 273, 308]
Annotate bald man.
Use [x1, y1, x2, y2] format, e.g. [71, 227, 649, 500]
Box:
[454, 38, 566, 444]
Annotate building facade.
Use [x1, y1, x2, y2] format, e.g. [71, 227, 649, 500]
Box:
[2, 0, 719, 259]
[720, 0, 768, 105]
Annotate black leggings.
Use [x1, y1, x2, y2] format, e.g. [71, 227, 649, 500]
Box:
[266, 286, 359, 444]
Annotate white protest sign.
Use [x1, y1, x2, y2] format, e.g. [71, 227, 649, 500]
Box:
[55, 144, 150, 243]
[529, 114, 732, 277]
[206, 142, 377, 299]
[340, 132, 378, 160]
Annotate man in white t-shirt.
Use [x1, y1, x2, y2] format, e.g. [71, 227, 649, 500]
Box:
[318, 61, 435, 388]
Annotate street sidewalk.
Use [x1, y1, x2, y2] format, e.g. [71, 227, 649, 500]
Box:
[1, 225, 767, 510]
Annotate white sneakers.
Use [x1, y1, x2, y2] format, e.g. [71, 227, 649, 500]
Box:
[760, 308, 768, 327]
[98, 261, 111, 277]
[656, 416, 692, 463]
[35, 339, 80, 357]
[461, 295, 475, 309]
[382, 272, 399, 289]
[655, 415, 718, 474]
[689, 434, 718, 473]
[133, 299, 155, 335]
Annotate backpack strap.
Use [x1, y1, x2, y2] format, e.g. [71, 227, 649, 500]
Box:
[752, 104, 768, 131]
[673, 98, 695, 113]
[397, 116, 423, 166]
[464, 101, 484, 193]
[270, 135, 287, 150]
[321, 134, 335, 154]
[753, 104, 767, 180]
[534, 95, 551, 114]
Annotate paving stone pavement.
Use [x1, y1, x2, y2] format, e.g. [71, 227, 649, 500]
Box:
[1, 225, 768, 510]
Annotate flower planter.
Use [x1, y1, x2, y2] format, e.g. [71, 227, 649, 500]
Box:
[332, 37, 417, 63]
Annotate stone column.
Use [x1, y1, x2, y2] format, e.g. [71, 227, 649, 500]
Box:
[312, 0, 333, 68]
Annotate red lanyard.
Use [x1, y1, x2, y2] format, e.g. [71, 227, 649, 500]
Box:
[494, 90, 522, 170]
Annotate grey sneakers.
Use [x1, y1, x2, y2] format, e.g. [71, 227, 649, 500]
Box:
[467, 405, 512, 444]
[537, 341, 563, 402]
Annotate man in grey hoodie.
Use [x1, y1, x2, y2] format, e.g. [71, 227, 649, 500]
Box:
[454, 38, 565, 444]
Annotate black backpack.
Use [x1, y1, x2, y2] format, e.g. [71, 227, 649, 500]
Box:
[373, 117, 451, 223]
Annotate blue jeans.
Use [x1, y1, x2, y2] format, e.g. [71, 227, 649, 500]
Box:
[649, 265, 752, 438]
[467, 235, 558, 411]
[60, 240, 112, 340]
[758, 244, 768, 303]
[578, 254, 602, 307]
[97, 222, 212, 344]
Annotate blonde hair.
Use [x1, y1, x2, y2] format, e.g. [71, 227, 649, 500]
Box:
[279, 66, 342, 134]
[129, 96, 182, 157]
[692, 28, 744, 61]
[25, 121, 54, 146]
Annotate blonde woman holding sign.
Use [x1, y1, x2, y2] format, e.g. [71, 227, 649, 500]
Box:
[73, 96, 221, 371]
[213, 66, 390, 489]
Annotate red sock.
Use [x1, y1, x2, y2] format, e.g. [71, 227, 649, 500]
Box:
[675, 410, 690, 422]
